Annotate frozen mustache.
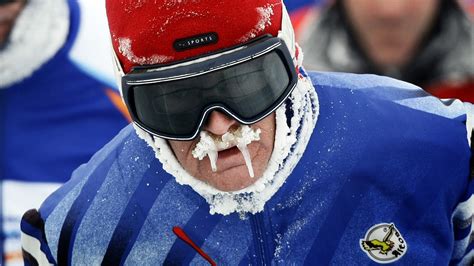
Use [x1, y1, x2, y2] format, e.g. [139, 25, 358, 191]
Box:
[192, 125, 261, 178]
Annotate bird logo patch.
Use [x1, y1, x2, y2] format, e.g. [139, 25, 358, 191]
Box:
[360, 223, 407, 263]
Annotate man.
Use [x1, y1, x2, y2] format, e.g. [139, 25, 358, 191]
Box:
[21, 0, 473, 264]
[300, 0, 474, 102]
[0, 0, 129, 264]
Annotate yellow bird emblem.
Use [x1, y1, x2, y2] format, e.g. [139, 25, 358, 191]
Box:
[361, 224, 395, 254]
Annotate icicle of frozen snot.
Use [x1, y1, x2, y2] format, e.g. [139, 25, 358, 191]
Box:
[192, 125, 261, 177]
[192, 131, 218, 171]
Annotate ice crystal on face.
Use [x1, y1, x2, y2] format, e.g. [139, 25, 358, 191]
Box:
[193, 131, 219, 172]
[117, 37, 172, 65]
[192, 126, 261, 177]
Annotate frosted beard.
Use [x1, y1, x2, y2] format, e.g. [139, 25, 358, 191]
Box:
[134, 73, 319, 215]
[192, 126, 261, 178]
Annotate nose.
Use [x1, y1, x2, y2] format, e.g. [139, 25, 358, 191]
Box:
[374, 0, 406, 19]
[203, 110, 239, 136]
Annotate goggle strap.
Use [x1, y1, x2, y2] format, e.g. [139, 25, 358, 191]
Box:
[111, 45, 126, 98]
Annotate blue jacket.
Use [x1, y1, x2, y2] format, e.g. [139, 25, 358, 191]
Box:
[21, 72, 473, 265]
[1, 0, 129, 264]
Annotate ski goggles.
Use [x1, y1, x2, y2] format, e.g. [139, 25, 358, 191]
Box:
[120, 36, 298, 140]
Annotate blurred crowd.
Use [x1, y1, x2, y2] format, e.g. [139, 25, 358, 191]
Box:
[0, 1, 128, 265]
[292, 0, 474, 101]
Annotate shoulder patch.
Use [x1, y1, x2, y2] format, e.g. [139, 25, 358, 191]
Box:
[360, 223, 407, 264]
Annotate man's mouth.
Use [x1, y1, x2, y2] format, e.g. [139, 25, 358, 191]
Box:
[218, 146, 240, 157]
[192, 125, 261, 177]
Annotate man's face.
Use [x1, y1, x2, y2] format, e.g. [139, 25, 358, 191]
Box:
[168, 111, 276, 192]
[342, 0, 440, 70]
[0, 1, 25, 46]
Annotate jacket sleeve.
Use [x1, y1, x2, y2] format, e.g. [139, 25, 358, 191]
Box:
[450, 105, 474, 265]
[451, 179, 474, 265]
[20, 209, 56, 266]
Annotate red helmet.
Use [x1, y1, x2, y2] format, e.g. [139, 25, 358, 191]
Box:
[106, 0, 291, 73]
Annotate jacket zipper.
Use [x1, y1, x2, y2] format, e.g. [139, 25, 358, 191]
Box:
[250, 213, 271, 265]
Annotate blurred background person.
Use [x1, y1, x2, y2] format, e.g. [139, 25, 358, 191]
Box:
[284, 0, 326, 36]
[298, 0, 474, 102]
[0, 0, 129, 264]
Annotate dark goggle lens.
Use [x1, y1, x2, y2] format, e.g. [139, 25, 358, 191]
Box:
[133, 84, 203, 136]
[222, 52, 290, 119]
[130, 51, 292, 139]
